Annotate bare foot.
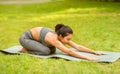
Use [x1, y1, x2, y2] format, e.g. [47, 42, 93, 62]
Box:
[19, 48, 28, 53]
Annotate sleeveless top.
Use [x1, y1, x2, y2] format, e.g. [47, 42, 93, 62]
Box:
[39, 27, 55, 47]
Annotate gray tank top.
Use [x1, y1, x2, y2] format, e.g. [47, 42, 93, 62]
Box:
[39, 27, 55, 47]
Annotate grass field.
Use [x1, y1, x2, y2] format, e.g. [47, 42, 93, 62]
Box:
[0, 0, 120, 74]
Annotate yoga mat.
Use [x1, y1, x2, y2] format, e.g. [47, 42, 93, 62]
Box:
[0, 45, 120, 63]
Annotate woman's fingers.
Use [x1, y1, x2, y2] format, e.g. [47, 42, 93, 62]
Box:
[90, 57, 100, 61]
[94, 51, 106, 55]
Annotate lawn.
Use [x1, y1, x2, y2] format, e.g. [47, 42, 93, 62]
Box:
[0, 0, 120, 74]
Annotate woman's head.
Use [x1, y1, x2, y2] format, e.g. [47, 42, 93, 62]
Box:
[55, 24, 73, 44]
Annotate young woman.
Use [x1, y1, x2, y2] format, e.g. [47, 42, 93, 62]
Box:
[19, 24, 104, 61]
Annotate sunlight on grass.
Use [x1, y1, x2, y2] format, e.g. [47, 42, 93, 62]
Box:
[0, 1, 120, 74]
[0, 6, 120, 22]
[0, 13, 120, 51]
[54, 8, 107, 14]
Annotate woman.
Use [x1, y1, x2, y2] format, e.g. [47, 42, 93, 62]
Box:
[19, 24, 104, 61]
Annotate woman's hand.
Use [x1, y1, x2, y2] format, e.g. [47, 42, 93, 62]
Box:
[94, 51, 106, 55]
[87, 57, 100, 61]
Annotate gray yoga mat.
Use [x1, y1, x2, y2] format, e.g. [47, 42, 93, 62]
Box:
[0, 45, 120, 63]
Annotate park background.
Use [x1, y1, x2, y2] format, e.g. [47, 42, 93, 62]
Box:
[0, 0, 120, 74]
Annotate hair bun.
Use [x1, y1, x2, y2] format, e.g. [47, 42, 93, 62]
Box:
[55, 24, 64, 32]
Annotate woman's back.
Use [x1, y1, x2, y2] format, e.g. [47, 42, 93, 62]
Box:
[30, 27, 42, 41]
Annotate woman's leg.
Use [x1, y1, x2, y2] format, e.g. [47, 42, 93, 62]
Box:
[20, 39, 51, 55]
[19, 34, 51, 55]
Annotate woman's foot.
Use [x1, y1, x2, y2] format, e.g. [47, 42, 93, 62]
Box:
[19, 48, 28, 53]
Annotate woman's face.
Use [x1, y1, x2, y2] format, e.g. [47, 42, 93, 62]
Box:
[58, 34, 73, 45]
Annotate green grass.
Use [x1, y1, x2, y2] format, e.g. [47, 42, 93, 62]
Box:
[0, 0, 120, 74]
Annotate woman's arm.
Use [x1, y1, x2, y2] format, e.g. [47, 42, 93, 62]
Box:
[68, 41, 104, 55]
[46, 33, 100, 60]
[50, 40, 99, 61]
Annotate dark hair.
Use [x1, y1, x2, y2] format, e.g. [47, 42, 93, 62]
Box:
[55, 24, 73, 37]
